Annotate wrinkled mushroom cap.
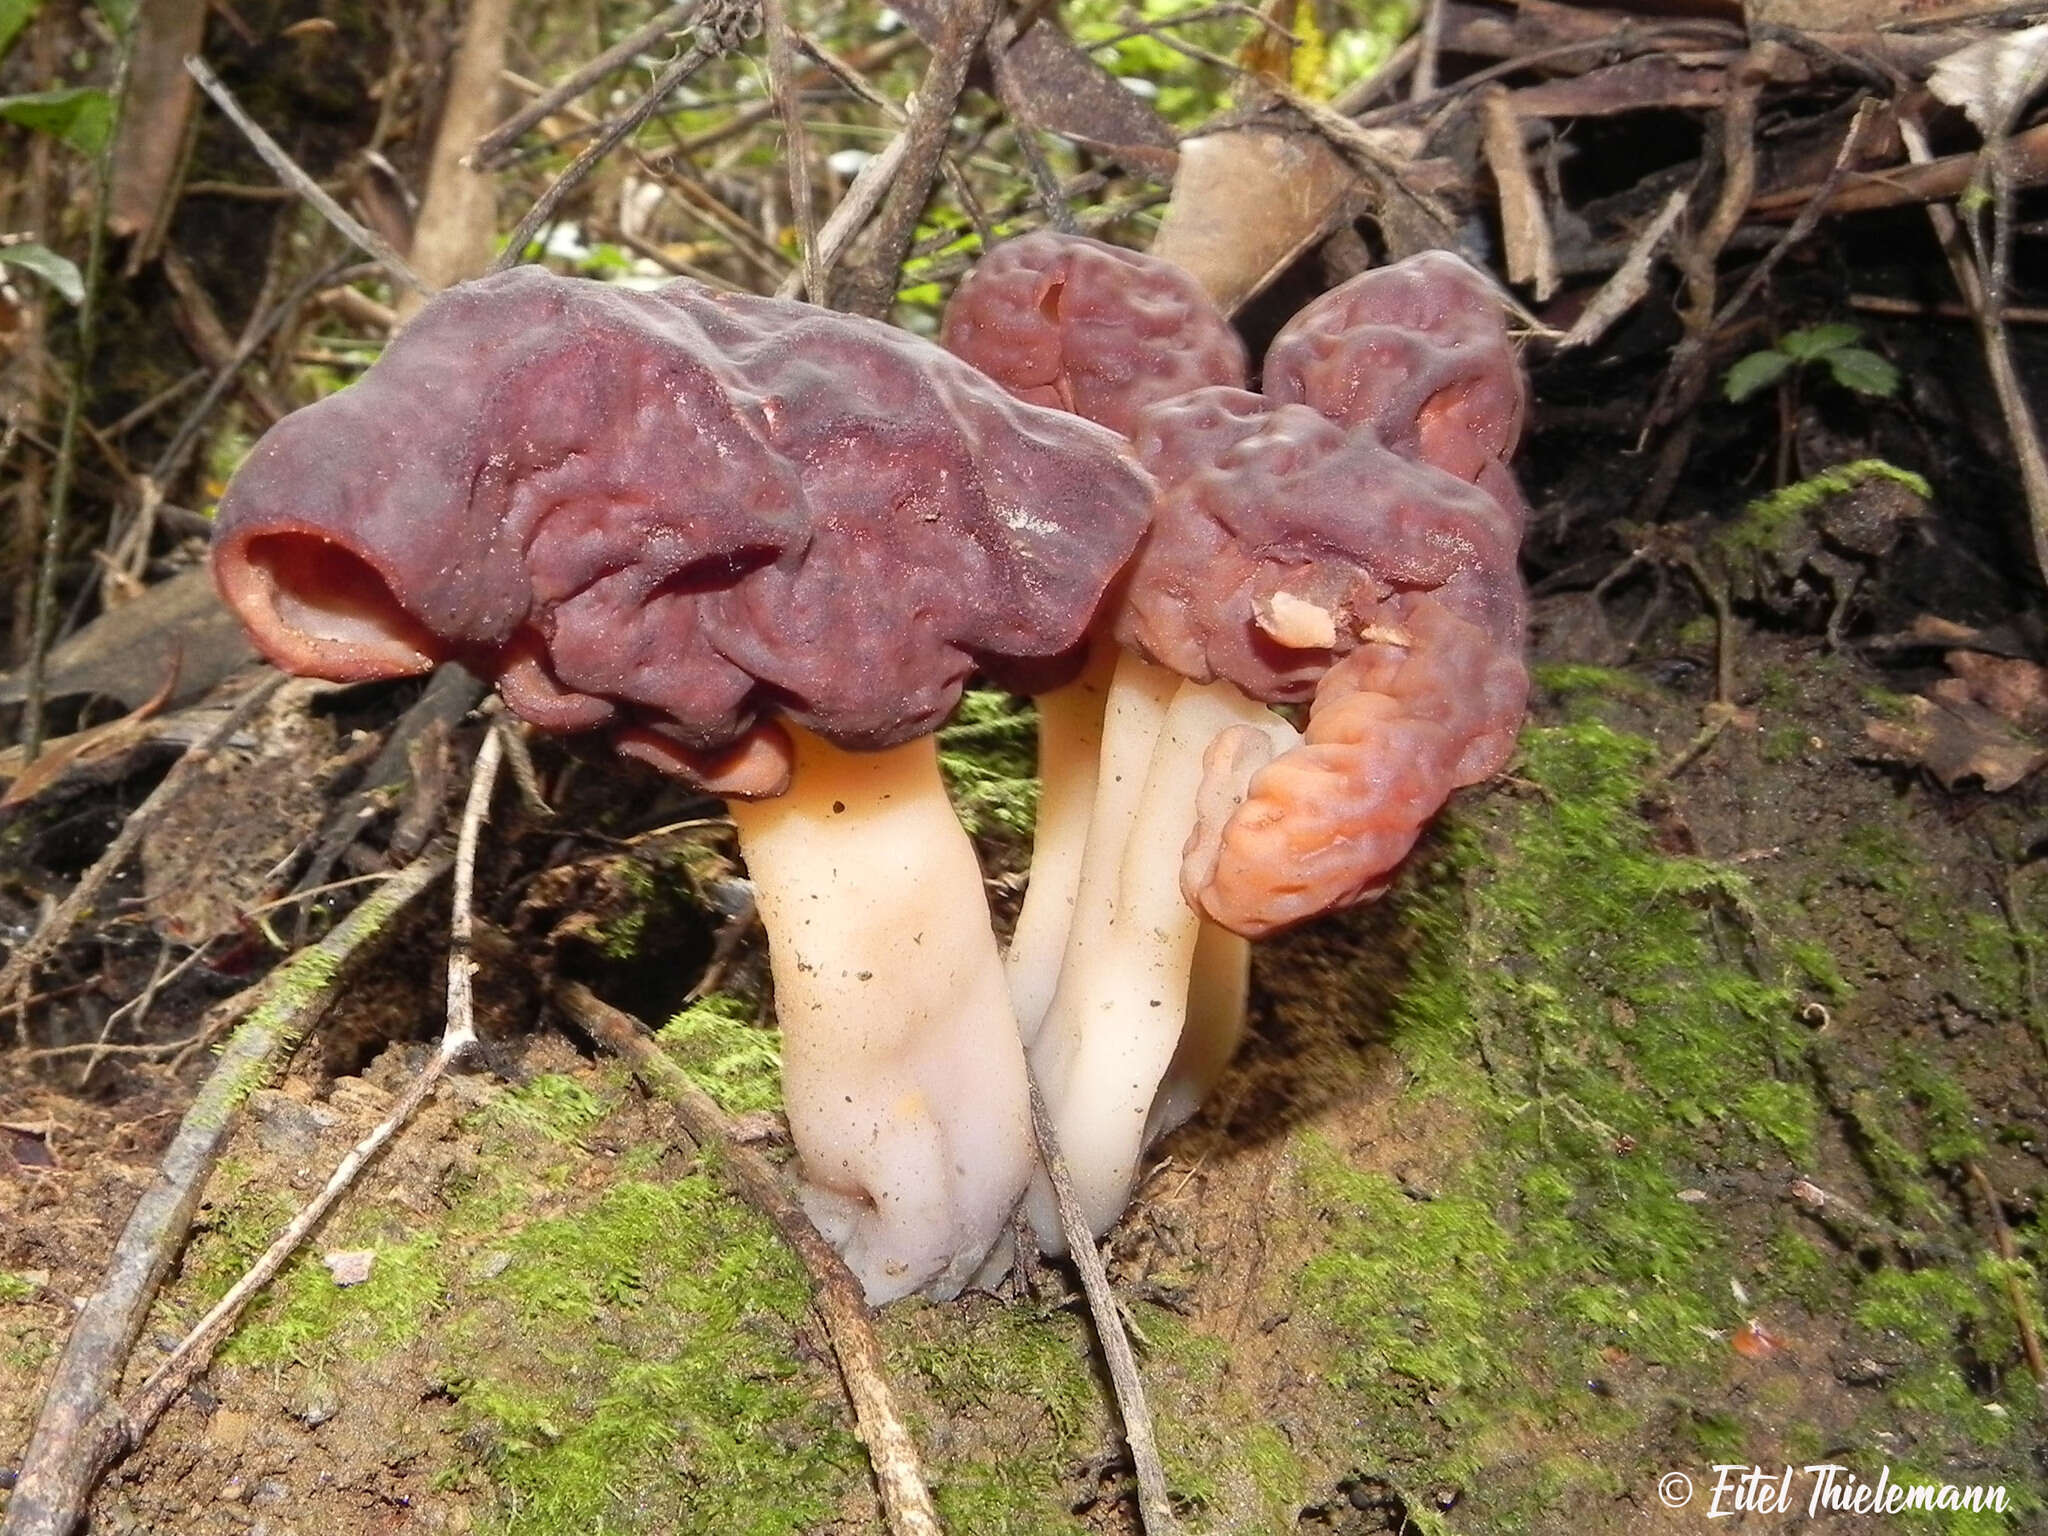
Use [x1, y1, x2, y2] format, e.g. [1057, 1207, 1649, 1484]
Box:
[213, 268, 1156, 786]
[1262, 250, 1526, 484]
[1114, 387, 1522, 704]
[940, 230, 1248, 438]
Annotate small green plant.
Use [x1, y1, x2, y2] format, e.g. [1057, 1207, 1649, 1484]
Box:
[1724, 323, 1899, 404]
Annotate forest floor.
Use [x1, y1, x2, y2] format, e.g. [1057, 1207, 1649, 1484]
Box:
[5, 447, 2046, 1534]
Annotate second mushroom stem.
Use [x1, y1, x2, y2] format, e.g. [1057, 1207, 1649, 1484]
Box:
[724, 726, 1037, 1303]
[1024, 657, 1297, 1242]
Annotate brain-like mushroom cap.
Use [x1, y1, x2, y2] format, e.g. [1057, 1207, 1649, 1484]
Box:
[939, 231, 1248, 438]
[1115, 387, 1529, 940]
[212, 268, 1156, 779]
[1262, 249, 1525, 484]
[1115, 387, 1522, 704]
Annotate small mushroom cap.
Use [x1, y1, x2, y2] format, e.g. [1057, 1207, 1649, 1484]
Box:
[1181, 593, 1528, 937]
[1262, 250, 1526, 484]
[213, 268, 1155, 780]
[1115, 387, 1522, 704]
[940, 230, 1248, 438]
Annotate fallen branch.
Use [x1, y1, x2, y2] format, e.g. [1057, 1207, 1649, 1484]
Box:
[473, 0, 701, 168]
[1027, 1076, 1177, 1536]
[1964, 1161, 2047, 1392]
[560, 981, 945, 1536]
[184, 55, 428, 297]
[0, 851, 453, 1536]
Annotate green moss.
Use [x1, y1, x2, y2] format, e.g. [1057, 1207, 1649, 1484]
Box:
[891, 1301, 1103, 1534]
[658, 993, 782, 1114]
[1528, 664, 1656, 702]
[459, 1176, 856, 1534]
[1139, 1305, 1312, 1527]
[1713, 459, 1930, 561]
[477, 1073, 611, 1145]
[224, 1236, 446, 1367]
[938, 688, 1039, 841]
[0, 1272, 35, 1304]
[1760, 724, 1809, 764]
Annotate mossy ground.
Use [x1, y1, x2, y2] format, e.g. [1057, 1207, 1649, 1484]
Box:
[7, 617, 2043, 1536]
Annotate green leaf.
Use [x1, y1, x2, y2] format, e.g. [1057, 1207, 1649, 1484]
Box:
[90, 0, 132, 34]
[1777, 322, 1862, 360]
[0, 0, 41, 60]
[1824, 347, 1900, 398]
[0, 86, 114, 155]
[0, 241, 82, 303]
[1722, 348, 1792, 403]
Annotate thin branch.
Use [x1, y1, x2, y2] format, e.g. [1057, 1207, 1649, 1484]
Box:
[473, 0, 700, 167]
[20, 29, 130, 761]
[1964, 1161, 2047, 1390]
[493, 24, 737, 275]
[762, 0, 823, 302]
[986, 11, 1076, 236]
[1, 672, 284, 1011]
[560, 982, 945, 1536]
[184, 55, 429, 296]
[1027, 1076, 1178, 1535]
[120, 734, 502, 1450]
[0, 853, 452, 1536]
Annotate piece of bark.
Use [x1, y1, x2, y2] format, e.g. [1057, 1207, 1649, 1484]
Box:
[890, 0, 1178, 179]
[108, 0, 209, 271]
[1479, 87, 1556, 300]
[1864, 692, 2048, 792]
[1752, 118, 2048, 221]
[0, 567, 255, 715]
[1147, 128, 1354, 314]
[396, 0, 514, 323]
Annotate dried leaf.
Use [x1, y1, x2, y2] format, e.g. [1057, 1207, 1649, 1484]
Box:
[1942, 649, 2048, 734]
[1863, 692, 2048, 792]
[0, 658, 179, 809]
[1930, 24, 2048, 137]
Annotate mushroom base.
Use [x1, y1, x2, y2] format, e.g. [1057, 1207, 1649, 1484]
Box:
[725, 728, 1035, 1304]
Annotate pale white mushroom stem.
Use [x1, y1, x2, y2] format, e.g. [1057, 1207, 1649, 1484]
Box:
[1004, 642, 1118, 1042]
[725, 726, 1036, 1304]
[1026, 668, 1298, 1243]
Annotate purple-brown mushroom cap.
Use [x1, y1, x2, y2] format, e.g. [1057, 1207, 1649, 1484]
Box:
[1263, 250, 1526, 484]
[940, 231, 1248, 439]
[213, 268, 1156, 782]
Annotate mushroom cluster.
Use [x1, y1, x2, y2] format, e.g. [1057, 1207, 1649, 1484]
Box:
[943, 237, 1528, 1242]
[211, 241, 1529, 1300]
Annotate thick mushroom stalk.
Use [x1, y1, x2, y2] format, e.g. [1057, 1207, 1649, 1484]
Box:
[210, 267, 1153, 1302]
[939, 231, 1248, 1043]
[1029, 377, 1528, 1248]
[723, 727, 1032, 1299]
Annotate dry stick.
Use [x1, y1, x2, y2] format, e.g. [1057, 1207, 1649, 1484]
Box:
[558, 982, 945, 1536]
[1027, 1076, 1178, 1536]
[183, 56, 427, 297]
[832, 0, 999, 318]
[1899, 110, 2048, 594]
[473, 0, 701, 167]
[19, 32, 129, 763]
[120, 732, 502, 1444]
[0, 851, 452, 1536]
[1410, 0, 1444, 100]
[762, 0, 823, 303]
[0, 672, 284, 1012]
[1964, 1160, 2047, 1390]
[985, 12, 1077, 237]
[493, 33, 729, 275]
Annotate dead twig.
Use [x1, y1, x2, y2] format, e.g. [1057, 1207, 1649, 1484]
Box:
[473, 1, 701, 167]
[1899, 107, 2048, 596]
[184, 55, 428, 297]
[1964, 1161, 2047, 1390]
[493, 10, 749, 275]
[0, 852, 453, 1536]
[831, 0, 999, 317]
[762, 0, 823, 302]
[119, 733, 503, 1456]
[19, 31, 130, 762]
[0, 672, 284, 1014]
[559, 981, 945, 1536]
[1027, 1075, 1178, 1536]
